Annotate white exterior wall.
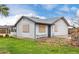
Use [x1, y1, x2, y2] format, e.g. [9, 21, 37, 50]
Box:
[36, 24, 48, 38]
[51, 19, 68, 37]
[9, 32, 16, 36]
[16, 18, 35, 38]
[16, 18, 68, 39]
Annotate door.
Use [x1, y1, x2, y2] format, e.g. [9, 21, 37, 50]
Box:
[48, 25, 51, 37]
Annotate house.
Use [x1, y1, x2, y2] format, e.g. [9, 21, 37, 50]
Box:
[0, 25, 11, 36]
[0, 25, 17, 37]
[0, 26, 8, 36]
[14, 16, 70, 39]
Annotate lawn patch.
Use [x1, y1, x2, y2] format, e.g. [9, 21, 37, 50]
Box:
[0, 37, 78, 54]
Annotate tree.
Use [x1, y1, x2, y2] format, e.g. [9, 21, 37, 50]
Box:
[0, 4, 9, 17]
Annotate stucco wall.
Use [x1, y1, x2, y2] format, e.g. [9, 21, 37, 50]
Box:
[16, 18, 35, 38]
[51, 19, 68, 37]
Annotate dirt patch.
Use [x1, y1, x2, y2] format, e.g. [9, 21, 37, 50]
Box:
[36, 37, 70, 47]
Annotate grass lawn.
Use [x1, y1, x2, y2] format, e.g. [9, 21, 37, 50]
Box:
[0, 37, 79, 54]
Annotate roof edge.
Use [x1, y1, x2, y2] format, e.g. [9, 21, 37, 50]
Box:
[14, 16, 70, 27]
[14, 16, 37, 27]
[61, 17, 70, 26]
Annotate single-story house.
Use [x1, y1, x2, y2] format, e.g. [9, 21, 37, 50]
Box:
[0, 25, 16, 36]
[0, 25, 10, 36]
[14, 16, 70, 39]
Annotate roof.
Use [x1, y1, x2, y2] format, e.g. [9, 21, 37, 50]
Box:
[15, 16, 70, 26]
[0, 25, 13, 28]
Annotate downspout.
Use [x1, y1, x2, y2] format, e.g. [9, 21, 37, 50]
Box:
[52, 24, 55, 37]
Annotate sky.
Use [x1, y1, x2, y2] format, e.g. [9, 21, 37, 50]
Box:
[1, 4, 79, 26]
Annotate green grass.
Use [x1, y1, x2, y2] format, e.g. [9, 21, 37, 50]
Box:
[0, 37, 79, 54]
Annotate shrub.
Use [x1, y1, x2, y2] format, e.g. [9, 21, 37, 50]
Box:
[5, 34, 9, 37]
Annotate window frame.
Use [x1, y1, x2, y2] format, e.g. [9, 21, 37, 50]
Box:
[39, 24, 46, 33]
[22, 24, 29, 33]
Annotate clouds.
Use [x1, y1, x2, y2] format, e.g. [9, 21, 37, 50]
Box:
[54, 5, 79, 18]
[35, 16, 46, 19]
[0, 4, 79, 26]
[41, 4, 58, 10]
[59, 5, 78, 13]
[76, 9, 79, 17]
[54, 5, 70, 16]
[11, 9, 37, 16]
[7, 5, 37, 16]
[59, 5, 70, 13]
[6, 4, 79, 18]
[0, 4, 48, 25]
[0, 14, 47, 25]
[0, 5, 39, 25]
[71, 7, 78, 11]
[0, 16, 17, 25]
[0, 14, 46, 26]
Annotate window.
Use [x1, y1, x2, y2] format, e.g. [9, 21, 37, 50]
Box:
[54, 25, 58, 32]
[10, 27, 16, 32]
[0, 28, 6, 34]
[23, 24, 29, 32]
[39, 24, 46, 33]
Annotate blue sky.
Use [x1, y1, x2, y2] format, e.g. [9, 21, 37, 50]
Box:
[1, 4, 79, 25]
[6, 4, 79, 18]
